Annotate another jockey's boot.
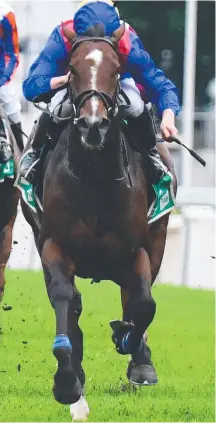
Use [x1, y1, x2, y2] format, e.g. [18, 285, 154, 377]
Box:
[0, 120, 13, 163]
[19, 113, 52, 183]
[10, 122, 24, 152]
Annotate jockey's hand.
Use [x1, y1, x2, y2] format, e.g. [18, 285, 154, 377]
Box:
[160, 109, 178, 140]
[50, 72, 70, 90]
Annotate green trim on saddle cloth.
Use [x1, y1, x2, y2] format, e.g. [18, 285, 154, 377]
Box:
[0, 158, 15, 183]
[147, 172, 176, 224]
[14, 175, 37, 213]
[14, 171, 175, 222]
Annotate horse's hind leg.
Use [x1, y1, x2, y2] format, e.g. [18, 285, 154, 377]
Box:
[67, 282, 89, 420]
[112, 248, 157, 386]
[0, 216, 15, 299]
[41, 238, 82, 405]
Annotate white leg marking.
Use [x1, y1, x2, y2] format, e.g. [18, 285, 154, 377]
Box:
[70, 395, 90, 421]
[85, 49, 103, 123]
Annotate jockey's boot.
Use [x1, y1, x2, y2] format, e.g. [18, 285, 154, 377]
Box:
[129, 107, 166, 183]
[19, 113, 52, 183]
[148, 145, 166, 184]
[0, 120, 13, 163]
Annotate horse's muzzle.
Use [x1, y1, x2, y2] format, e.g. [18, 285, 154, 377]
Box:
[76, 116, 110, 150]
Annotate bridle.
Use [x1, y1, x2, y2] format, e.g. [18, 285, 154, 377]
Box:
[32, 35, 132, 185]
[33, 35, 130, 122]
[67, 36, 129, 121]
[69, 87, 120, 121]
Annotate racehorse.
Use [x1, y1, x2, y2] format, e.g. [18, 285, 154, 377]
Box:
[21, 23, 177, 419]
[0, 105, 21, 299]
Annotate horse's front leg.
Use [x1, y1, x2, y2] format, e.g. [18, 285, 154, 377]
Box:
[111, 248, 157, 385]
[41, 238, 82, 405]
[0, 215, 16, 299]
[67, 282, 89, 421]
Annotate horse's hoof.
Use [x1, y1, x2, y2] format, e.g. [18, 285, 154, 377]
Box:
[53, 339, 82, 405]
[53, 369, 82, 404]
[127, 360, 158, 386]
[70, 394, 90, 421]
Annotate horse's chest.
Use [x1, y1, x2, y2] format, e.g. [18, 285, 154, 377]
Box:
[66, 211, 144, 258]
[67, 224, 136, 279]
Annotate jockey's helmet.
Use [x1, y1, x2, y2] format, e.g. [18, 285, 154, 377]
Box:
[74, 1, 121, 36]
[77, 0, 120, 17]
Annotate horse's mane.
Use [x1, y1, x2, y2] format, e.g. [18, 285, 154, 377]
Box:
[83, 23, 106, 37]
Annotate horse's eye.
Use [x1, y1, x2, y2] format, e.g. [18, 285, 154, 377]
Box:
[69, 65, 78, 76]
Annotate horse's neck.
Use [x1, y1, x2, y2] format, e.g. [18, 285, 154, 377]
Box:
[67, 121, 126, 182]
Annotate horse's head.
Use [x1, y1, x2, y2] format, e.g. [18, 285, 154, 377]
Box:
[63, 23, 125, 150]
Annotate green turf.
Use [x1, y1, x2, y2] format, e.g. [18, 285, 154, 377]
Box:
[0, 270, 215, 422]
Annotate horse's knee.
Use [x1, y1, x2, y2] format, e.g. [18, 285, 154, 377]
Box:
[44, 264, 73, 305]
[126, 293, 156, 331]
[41, 239, 75, 305]
[134, 296, 156, 323]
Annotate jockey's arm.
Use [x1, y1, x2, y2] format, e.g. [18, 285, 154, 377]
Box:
[0, 6, 19, 87]
[0, 48, 5, 80]
[125, 31, 180, 138]
[22, 27, 69, 103]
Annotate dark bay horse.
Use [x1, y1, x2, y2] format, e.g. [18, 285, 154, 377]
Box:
[21, 23, 177, 419]
[0, 105, 21, 298]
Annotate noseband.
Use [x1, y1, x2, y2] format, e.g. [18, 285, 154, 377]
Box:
[68, 36, 122, 120]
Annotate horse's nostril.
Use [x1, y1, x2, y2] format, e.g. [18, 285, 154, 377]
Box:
[99, 118, 110, 132]
[77, 116, 110, 134]
[77, 117, 89, 131]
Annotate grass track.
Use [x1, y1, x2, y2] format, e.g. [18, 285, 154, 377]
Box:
[0, 270, 215, 422]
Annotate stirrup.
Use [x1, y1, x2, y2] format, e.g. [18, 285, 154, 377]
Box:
[0, 138, 13, 163]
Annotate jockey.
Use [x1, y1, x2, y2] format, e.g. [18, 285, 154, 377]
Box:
[0, 1, 24, 158]
[20, 0, 180, 183]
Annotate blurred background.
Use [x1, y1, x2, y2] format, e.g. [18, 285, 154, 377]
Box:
[8, 0, 215, 289]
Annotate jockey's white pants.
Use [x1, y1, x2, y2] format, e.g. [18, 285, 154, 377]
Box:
[0, 82, 22, 124]
[49, 77, 145, 118]
[119, 78, 144, 117]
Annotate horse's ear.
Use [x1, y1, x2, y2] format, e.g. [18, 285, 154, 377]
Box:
[62, 23, 77, 42]
[112, 23, 125, 42]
